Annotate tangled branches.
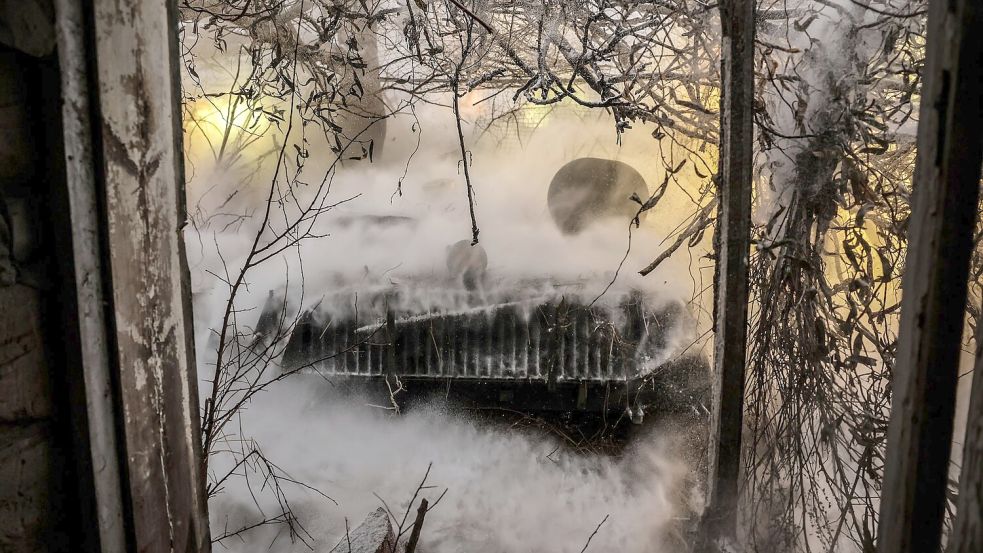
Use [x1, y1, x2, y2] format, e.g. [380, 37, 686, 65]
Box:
[741, 1, 925, 550]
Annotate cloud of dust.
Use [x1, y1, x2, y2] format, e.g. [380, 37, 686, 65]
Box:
[186, 68, 711, 553]
[753, 1, 910, 227]
[209, 378, 701, 553]
[185, 95, 710, 355]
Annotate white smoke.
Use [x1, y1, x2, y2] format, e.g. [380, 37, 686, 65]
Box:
[208, 378, 701, 553]
[184, 96, 708, 363]
[186, 47, 711, 553]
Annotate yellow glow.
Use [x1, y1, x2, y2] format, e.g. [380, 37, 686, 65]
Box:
[189, 97, 248, 139]
[185, 96, 270, 163]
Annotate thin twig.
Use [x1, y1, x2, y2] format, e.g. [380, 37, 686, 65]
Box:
[579, 514, 610, 553]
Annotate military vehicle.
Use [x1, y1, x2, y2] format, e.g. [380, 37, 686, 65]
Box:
[269, 158, 709, 425]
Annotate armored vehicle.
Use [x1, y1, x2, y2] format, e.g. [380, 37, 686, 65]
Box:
[271, 158, 709, 423]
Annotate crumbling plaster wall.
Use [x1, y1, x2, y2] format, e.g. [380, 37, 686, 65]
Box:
[0, 4, 78, 550]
